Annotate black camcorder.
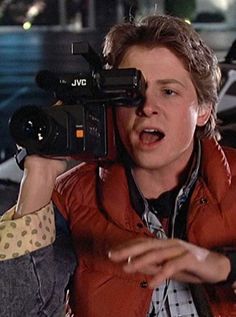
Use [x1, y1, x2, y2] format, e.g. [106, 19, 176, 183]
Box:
[9, 42, 145, 160]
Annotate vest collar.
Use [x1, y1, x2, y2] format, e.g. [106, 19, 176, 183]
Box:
[200, 138, 231, 202]
[98, 138, 232, 227]
[98, 163, 143, 231]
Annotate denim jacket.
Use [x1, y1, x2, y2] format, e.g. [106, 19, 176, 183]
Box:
[0, 208, 76, 317]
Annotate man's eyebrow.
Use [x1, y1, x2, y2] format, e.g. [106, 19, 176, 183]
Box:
[156, 79, 185, 88]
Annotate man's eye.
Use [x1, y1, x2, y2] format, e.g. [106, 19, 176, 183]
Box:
[163, 89, 176, 96]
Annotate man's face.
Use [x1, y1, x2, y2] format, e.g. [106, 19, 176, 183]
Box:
[116, 45, 211, 172]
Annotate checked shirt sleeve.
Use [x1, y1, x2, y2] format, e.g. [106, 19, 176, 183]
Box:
[0, 203, 55, 261]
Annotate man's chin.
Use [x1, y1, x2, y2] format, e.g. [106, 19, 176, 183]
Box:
[132, 153, 164, 171]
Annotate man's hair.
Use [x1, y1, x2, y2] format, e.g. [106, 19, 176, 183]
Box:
[103, 15, 221, 139]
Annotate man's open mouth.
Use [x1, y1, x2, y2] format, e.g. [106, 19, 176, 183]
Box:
[139, 129, 165, 144]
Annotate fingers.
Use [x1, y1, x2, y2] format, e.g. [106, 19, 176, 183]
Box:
[148, 253, 202, 288]
[108, 238, 191, 286]
[108, 238, 229, 286]
[122, 245, 187, 273]
[109, 238, 182, 263]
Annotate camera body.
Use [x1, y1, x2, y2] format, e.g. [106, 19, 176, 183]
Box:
[9, 103, 107, 158]
[9, 42, 145, 160]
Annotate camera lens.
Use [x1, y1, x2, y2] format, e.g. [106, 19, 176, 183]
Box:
[9, 106, 53, 150]
[22, 116, 48, 143]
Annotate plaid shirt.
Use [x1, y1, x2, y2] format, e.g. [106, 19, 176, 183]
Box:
[144, 210, 199, 317]
[127, 141, 202, 317]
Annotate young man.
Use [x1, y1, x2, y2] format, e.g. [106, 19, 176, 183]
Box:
[1, 14, 236, 317]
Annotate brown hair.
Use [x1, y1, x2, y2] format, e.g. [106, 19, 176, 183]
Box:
[103, 15, 221, 139]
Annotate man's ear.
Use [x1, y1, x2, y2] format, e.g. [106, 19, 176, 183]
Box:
[197, 103, 212, 127]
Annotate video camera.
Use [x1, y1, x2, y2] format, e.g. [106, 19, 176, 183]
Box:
[9, 42, 145, 160]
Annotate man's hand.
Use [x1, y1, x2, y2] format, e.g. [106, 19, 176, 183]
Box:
[14, 155, 68, 218]
[24, 154, 68, 179]
[108, 238, 231, 288]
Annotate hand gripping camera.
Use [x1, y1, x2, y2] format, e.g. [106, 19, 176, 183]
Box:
[9, 42, 145, 161]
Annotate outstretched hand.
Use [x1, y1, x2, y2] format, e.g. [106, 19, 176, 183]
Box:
[108, 238, 231, 289]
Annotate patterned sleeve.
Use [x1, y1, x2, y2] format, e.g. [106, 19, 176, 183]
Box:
[0, 203, 55, 261]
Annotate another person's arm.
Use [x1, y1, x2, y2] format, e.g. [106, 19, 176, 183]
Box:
[0, 155, 76, 316]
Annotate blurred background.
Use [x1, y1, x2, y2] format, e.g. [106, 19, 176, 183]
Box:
[1, 0, 236, 209]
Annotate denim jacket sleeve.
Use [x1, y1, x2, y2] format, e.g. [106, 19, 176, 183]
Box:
[0, 205, 76, 317]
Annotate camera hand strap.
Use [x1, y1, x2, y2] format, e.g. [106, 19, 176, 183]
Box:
[15, 147, 28, 170]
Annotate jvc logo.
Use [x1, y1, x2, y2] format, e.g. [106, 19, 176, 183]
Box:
[71, 78, 87, 86]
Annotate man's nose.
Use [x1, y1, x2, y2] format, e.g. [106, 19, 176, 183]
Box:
[136, 91, 158, 117]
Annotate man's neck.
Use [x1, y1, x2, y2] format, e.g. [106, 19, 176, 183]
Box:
[132, 148, 196, 199]
[131, 168, 179, 199]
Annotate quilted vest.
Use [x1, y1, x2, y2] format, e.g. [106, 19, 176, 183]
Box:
[52, 138, 236, 317]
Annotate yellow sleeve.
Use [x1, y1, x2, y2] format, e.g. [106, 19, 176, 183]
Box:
[0, 203, 55, 261]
